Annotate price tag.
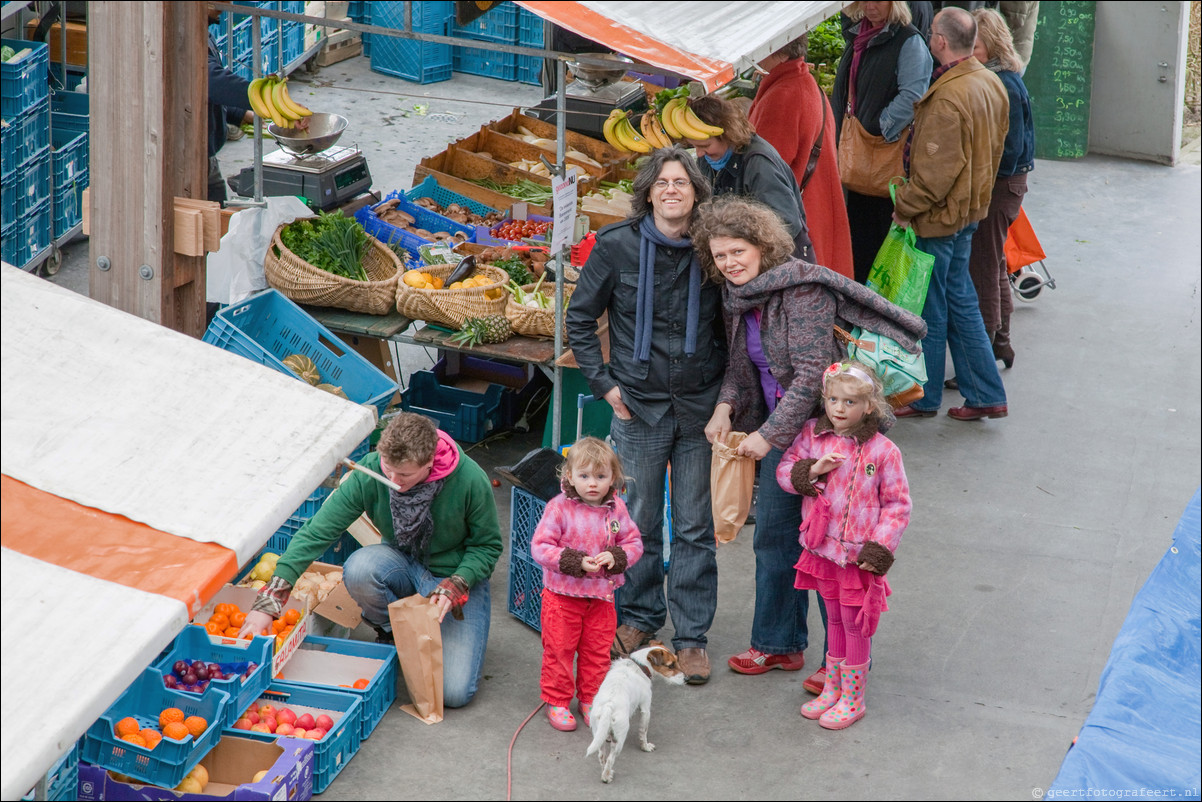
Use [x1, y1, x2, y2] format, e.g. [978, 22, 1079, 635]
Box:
[551, 167, 578, 255]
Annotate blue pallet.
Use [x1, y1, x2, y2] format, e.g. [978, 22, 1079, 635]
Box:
[1, 39, 49, 118]
[356, 190, 476, 259]
[81, 669, 229, 789]
[152, 627, 275, 727]
[284, 636, 399, 741]
[401, 369, 504, 444]
[203, 289, 398, 418]
[51, 127, 86, 188]
[1, 197, 50, 268]
[509, 485, 547, 558]
[405, 175, 499, 218]
[508, 549, 544, 632]
[52, 172, 85, 237]
[238, 682, 362, 794]
[453, 45, 518, 82]
[370, 1, 453, 84]
[452, 2, 518, 44]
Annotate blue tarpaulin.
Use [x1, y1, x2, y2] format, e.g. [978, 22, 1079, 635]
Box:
[1049, 490, 1202, 799]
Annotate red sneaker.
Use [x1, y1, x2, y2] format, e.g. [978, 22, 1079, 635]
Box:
[802, 665, 828, 695]
[727, 647, 806, 675]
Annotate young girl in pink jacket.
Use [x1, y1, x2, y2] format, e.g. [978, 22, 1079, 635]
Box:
[531, 437, 643, 732]
[778, 361, 911, 730]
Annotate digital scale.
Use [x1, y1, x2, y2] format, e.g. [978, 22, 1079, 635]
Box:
[230, 145, 373, 211]
[530, 54, 648, 141]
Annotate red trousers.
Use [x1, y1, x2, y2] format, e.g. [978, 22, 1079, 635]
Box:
[539, 590, 617, 707]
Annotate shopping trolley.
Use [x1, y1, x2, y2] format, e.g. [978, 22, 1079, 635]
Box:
[1005, 206, 1056, 302]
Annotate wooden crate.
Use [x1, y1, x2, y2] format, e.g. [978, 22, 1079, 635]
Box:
[316, 28, 362, 67]
[473, 129, 609, 180]
[410, 165, 552, 217]
[488, 109, 632, 170]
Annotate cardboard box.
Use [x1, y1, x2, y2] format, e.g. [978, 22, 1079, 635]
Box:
[77, 736, 314, 801]
[24, 19, 87, 66]
[193, 586, 310, 676]
[305, 562, 363, 629]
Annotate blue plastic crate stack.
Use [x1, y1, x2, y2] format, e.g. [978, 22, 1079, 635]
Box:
[452, 3, 545, 86]
[211, 1, 306, 81]
[2, 38, 52, 269]
[368, 1, 455, 85]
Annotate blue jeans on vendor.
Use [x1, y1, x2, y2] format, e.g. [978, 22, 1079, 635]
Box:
[753, 447, 829, 656]
[609, 408, 717, 651]
[912, 224, 1007, 411]
[343, 544, 491, 708]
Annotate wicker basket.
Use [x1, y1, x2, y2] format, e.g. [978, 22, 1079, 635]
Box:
[396, 263, 509, 329]
[263, 224, 402, 315]
[506, 282, 574, 339]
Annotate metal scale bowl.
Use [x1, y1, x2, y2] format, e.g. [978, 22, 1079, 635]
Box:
[231, 113, 373, 211]
[531, 53, 646, 140]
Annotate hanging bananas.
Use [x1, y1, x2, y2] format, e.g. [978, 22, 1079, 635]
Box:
[639, 109, 673, 149]
[602, 109, 655, 154]
[246, 74, 313, 127]
[660, 97, 724, 141]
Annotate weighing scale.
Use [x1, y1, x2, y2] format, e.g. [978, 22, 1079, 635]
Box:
[529, 53, 647, 140]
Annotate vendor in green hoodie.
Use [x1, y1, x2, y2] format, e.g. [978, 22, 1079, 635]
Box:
[241, 412, 502, 707]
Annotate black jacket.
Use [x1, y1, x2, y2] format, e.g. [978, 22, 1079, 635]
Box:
[208, 33, 252, 159]
[696, 135, 813, 260]
[566, 216, 727, 431]
[832, 22, 923, 140]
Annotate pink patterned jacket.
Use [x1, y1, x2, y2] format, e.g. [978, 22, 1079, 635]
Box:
[530, 491, 643, 602]
[777, 415, 910, 570]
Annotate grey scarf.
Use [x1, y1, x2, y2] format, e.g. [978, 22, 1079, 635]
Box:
[635, 216, 702, 362]
[389, 478, 446, 564]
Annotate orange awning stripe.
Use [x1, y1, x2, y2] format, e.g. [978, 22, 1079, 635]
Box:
[1, 474, 238, 616]
[517, 1, 736, 91]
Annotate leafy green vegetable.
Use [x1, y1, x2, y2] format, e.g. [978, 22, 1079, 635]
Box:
[281, 211, 370, 281]
[470, 178, 554, 205]
[492, 256, 535, 286]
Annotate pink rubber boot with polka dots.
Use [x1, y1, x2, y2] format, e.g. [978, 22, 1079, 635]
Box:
[818, 661, 868, 730]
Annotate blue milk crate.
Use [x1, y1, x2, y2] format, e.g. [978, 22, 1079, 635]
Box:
[510, 486, 547, 557]
[517, 7, 545, 86]
[152, 627, 276, 728]
[51, 127, 86, 188]
[2, 197, 50, 267]
[203, 290, 399, 418]
[508, 550, 544, 632]
[1, 172, 15, 225]
[452, 45, 518, 82]
[50, 91, 89, 164]
[452, 2, 518, 44]
[21, 741, 79, 801]
[81, 668, 229, 789]
[401, 370, 503, 443]
[1, 39, 49, 118]
[1, 116, 16, 180]
[405, 174, 500, 217]
[239, 682, 362, 793]
[370, 1, 454, 84]
[16, 99, 49, 168]
[355, 190, 476, 259]
[52, 174, 83, 237]
[279, 636, 399, 741]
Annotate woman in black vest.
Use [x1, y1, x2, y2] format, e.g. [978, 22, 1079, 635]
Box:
[832, 1, 933, 283]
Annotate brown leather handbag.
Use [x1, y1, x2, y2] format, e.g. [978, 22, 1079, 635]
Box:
[837, 114, 908, 198]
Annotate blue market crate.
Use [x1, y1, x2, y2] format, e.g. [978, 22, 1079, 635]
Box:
[432, 354, 549, 432]
[289, 436, 371, 521]
[509, 486, 547, 557]
[16, 150, 50, 215]
[1, 39, 49, 118]
[283, 20, 305, 64]
[21, 741, 78, 801]
[1, 174, 14, 225]
[16, 100, 50, 168]
[1, 116, 16, 180]
[507, 550, 543, 632]
[453, 45, 518, 82]
[476, 213, 551, 247]
[203, 289, 399, 418]
[51, 91, 89, 163]
[452, 2, 518, 44]
[50, 127, 86, 188]
[239, 682, 362, 794]
[517, 8, 544, 86]
[152, 626, 275, 728]
[52, 173, 85, 237]
[2, 197, 50, 268]
[283, 636, 399, 740]
[405, 175, 500, 217]
[355, 190, 476, 259]
[349, 0, 371, 55]
[81, 669, 229, 789]
[370, 1, 453, 84]
[401, 369, 503, 443]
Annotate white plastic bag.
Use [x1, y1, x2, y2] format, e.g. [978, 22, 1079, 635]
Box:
[206, 196, 314, 304]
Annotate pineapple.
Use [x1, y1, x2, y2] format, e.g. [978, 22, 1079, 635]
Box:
[450, 314, 513, 347]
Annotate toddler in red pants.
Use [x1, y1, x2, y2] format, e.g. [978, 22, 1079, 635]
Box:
[530, 436, 643, 732]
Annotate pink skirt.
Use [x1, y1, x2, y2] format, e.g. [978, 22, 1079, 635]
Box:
[794, 550, 891, 637]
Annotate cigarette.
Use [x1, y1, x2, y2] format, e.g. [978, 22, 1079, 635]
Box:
[341, 458, 402, 492]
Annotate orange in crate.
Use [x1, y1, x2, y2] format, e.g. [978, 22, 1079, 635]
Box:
[282, 609, 301, 626]
[184, 716, 208, 739]
[163, 721, 190, 741]
[159, 707, 185, 728]
[141, 729, 163, 750]
[353, 678, 369, 689]
[120, 733, 147, 748]
[115, 717, 141, 738]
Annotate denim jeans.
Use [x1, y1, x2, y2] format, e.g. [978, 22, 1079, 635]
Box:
[609, 409, 717, 650]
[343, 544, 491, 708]
[751, 447, 828, 655]
[914, 224, 1008, 410]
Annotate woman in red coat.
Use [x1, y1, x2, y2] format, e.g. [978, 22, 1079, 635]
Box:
[749, 38, 854, 280]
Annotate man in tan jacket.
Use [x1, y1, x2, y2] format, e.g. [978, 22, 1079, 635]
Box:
[893, 6, 1011, 422]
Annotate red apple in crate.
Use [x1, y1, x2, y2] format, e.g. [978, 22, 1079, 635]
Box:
[295, 713, 316, 731]
[305, 729, 324, 740]
[250, 723, 273, 733]
[261, 716, 278, 733]
[232, 718, 253, 731]
[291, 728, 307, 739]
[315, 714, 335, 732]
[275, 723, 295, 736]
[245, 710, 261, 724]
[258, 704, 277, 719]
[276, 708, 297, 727]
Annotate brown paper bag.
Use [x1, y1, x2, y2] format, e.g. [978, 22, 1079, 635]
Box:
[388, 594, 444, 724]
[711, 432, 755, 543]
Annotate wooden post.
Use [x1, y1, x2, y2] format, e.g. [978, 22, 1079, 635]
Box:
[88, 1, 208, 337]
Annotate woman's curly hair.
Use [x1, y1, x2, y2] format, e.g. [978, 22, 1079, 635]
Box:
[692, 195, 796, 283]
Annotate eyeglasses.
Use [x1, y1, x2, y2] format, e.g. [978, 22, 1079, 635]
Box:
[652, 179, 692, 190]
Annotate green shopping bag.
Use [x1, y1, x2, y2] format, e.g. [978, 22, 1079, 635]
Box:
[866, 183, 935, 315]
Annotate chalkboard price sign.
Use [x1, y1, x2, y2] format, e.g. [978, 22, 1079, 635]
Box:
[1026, 1, 1097, 160]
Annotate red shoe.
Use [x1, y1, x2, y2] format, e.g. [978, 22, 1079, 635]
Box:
[894, 404, 937, 418]
[802, 665, 828, 695]
[727, 647, 806, 675]
[947, 404, 1008, 421]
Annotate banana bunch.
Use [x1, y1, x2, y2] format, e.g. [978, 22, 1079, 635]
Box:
[602, 109, 654, 154]
[659, 97, 724, 141]
[247, 74, 313, 127]
[638, 109, 674, 149]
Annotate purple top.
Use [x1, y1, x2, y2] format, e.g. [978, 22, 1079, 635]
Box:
[743, 309, 783, 413]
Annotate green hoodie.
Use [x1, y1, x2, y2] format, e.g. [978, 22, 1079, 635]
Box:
[274, 448, 502, 589]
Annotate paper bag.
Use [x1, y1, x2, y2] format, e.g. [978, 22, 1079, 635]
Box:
[388, 594, 444, 724]
[711, 432, 755, 544]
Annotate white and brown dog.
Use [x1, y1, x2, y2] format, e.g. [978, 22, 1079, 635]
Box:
[585, 642, 686, 783]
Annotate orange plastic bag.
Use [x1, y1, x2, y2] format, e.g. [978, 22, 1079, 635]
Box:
[711, 433, 755, 544]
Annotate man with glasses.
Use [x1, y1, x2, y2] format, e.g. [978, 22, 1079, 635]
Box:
[566, 148, 728, 685]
